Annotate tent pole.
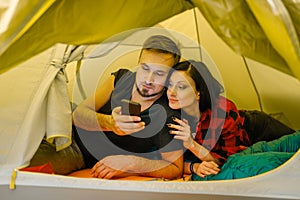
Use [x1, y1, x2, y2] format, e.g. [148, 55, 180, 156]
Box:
[193, 8, 202, 61]
[242, 56, 263, 111]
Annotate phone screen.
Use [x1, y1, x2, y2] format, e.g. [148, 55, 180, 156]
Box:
[121, 99, 141, 116]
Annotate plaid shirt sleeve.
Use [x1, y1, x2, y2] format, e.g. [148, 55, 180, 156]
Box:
[195, 96, 250, 164]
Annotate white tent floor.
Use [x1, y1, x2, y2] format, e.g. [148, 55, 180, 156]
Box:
[1, 148, 300, 199]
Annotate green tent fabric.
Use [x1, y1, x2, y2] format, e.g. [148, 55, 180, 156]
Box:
[192, 130, 300, 181]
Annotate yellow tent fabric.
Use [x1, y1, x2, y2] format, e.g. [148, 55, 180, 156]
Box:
[0, 44, 83, 168]
[246, 0, 300, 80]
[192, 0, 300, 80]
[1, 0, 300, 80]
[0, 0, 193, 73]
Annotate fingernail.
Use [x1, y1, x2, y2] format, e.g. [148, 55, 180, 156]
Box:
[172, 116, 176, 121]
[166, 123, 172, 127]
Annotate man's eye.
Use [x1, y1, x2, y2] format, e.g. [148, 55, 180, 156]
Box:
[142, 65, 149, 70]
[155, 71, 166, 76]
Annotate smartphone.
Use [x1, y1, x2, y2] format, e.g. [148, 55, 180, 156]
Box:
[121, 99, 141, 116]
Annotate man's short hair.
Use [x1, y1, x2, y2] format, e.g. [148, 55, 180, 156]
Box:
[142, 35, 181, 64]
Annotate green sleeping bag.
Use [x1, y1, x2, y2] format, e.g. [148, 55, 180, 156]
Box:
[192, 130, 300, 181]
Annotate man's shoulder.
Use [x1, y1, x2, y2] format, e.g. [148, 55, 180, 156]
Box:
[111, 68, 131, 76]
[112, 68, 135, 85]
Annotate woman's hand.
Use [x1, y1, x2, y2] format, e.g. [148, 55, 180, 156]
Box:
[168, 117, 194, 149]
[110, 107, 145, 136]
[192, 161, 220, 178]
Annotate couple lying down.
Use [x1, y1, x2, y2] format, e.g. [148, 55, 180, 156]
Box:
[30, 60, 297, 181]
[29, 35, 297, 180]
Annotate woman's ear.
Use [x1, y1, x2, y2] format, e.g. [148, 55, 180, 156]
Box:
[196, 92, 200, 101]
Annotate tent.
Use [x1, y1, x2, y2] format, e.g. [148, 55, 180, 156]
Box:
[1, 0, 300, 199]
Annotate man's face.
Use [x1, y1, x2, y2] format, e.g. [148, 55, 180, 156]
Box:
[135, 50, 176, 98]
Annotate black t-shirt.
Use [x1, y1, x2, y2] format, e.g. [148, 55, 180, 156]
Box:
[74, 69, 183, 167]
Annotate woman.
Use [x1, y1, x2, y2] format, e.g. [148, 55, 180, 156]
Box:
[166, 60, 295, 178]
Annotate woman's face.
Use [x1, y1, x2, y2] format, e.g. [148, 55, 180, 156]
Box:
[167, 71, 199, 110]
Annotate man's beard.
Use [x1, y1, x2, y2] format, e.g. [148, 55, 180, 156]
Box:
[136, 83, 165, 98]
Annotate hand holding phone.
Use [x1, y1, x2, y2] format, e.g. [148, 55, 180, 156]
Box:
[121, 99, 141, 116]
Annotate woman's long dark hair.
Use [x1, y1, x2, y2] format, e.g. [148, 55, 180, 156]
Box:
[168, 60, 224, 112]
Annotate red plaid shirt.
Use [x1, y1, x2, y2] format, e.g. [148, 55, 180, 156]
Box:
[195, 96, 250, 164]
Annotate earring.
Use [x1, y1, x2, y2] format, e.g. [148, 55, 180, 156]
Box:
[196, 92, 200, 100]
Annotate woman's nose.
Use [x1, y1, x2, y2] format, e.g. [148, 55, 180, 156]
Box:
[168, 87, 177, 96]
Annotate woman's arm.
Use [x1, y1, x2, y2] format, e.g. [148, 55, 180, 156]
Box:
[185, 161, 220, 177]
[169, 117, 221, 177]
[186, 139, 221, 164]
[169, 117, 221, 164]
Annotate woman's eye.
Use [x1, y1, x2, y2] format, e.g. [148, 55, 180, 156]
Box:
[177, 85, 187, 90]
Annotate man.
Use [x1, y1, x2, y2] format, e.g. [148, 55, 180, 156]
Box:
[72, 35, 184, 179]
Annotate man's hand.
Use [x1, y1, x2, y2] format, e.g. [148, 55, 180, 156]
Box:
[110, 107, 145, 136]
[90, 155, 135, 179]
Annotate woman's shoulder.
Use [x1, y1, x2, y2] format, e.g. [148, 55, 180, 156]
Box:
[216, 96, 238, 111]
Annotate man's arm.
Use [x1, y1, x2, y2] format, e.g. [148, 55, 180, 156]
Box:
[139, 150, 184, 179]
[72, 74, 145, 135]
[91, 149, 184, 180]
[72, 75, 115, 131]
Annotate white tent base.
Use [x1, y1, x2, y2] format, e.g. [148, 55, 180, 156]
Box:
[1, 149, 300, 200]
[0, 185, 284, 200]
